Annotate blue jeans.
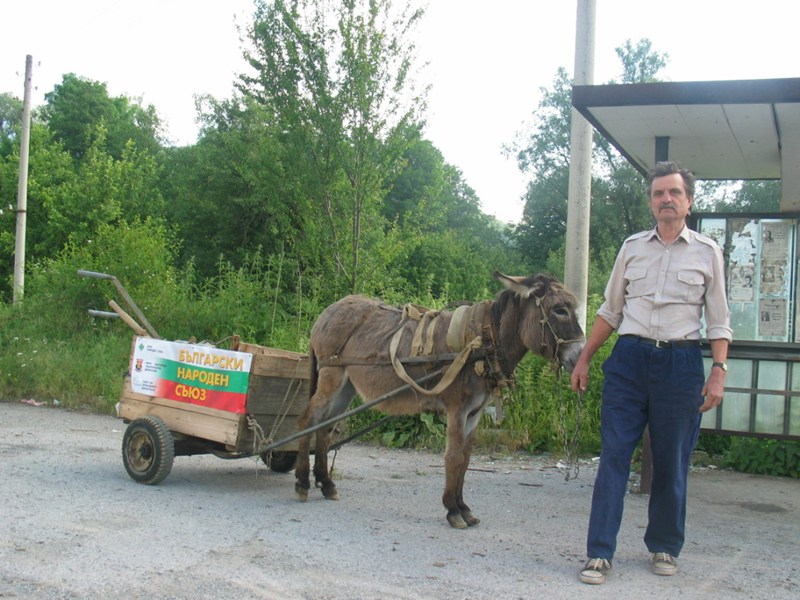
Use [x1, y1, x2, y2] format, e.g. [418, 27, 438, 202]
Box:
[586, 335, 704, 560]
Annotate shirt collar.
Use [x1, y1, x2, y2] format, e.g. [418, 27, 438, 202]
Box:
[648, 224, 692, 245]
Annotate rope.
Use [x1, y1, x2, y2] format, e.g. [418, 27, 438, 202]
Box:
[247, 414, 270, 455]
[389, 326, 483, 396]
[265, 360, 306, 445]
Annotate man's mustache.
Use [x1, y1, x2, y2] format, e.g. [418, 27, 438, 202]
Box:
[659, 203, 677, 211]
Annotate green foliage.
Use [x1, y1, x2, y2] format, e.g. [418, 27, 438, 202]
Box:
[0, 92, 22, 158]
[380, 413, 446, 450]
[723, 437, 800, 478]
[239, 0, 427, 296]
[0, 219, 177, 411]
[613, 39, 668, 84]
[41, 73, 162, 160]
[340, 405, 447, 451]
[696, 433, 732, 457]
[695, 180, 781, 213]
[509, 40, 665, 274]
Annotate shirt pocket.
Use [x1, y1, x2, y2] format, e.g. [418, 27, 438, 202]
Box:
[624, 266, 648, 298]
[677, 269, 705, 303]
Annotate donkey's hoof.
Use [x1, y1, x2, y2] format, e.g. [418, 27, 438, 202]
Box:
[321, 485, 339, 501]
[446, 511, 468, 529]
[295, 482, 310, 501]
[462, 510, 480, 527]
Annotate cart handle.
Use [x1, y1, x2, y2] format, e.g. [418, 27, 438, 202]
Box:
[77, 270, 159, 338]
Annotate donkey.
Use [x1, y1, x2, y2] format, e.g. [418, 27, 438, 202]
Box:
[295, 272, 585, 528]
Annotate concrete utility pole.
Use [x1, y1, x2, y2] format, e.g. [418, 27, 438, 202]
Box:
[564, 0, 596, 330]
[13, 55, 33, 304]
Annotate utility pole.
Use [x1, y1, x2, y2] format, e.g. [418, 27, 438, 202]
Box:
[13, 55, 33, 304]
[564, 0, 596, 330]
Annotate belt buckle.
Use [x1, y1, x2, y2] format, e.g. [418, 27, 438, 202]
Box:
[655, 339, 669, 349]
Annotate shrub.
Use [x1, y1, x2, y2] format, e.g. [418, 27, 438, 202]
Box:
[723, 437, 800, 478]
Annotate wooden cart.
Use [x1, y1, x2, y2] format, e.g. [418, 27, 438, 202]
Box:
[117, 336, 311, 484]
[77, 270, 312, 485]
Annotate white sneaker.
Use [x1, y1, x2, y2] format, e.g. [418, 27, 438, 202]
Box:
[651, 552, 678, 576]
[579, 557, 612, 584]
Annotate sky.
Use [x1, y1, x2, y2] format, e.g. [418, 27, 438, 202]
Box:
[1, 0, 797, 224]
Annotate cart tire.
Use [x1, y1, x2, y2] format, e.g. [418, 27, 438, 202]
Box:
[122, 416, 175, 485]
[261, 451, 297, 473]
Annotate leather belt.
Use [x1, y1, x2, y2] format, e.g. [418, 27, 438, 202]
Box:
[621, 335, 700, 349]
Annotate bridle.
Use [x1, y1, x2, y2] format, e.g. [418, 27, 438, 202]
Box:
[533, 294, 585, 367]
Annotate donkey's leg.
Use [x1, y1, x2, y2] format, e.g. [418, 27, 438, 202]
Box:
[296, 368, 343, 500]
[298, 371, 355, 501]
[442, 411, 469, 529]
[453, 396, 489, 526]
[295, 405, 316, 501]
[455, 432, 480, 527]
[312, 425, 339, 500]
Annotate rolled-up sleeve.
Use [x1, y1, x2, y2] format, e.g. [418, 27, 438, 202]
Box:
[705, 244, 733, 341]
[596, 245, 628, 330]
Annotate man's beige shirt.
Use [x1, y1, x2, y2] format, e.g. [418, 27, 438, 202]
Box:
[597, 226, 733, 342]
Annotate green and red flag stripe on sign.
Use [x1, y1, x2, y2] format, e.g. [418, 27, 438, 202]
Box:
[130, 337, 253, 414]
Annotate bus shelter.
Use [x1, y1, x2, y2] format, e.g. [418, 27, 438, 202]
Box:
[572, 77, 800, 450]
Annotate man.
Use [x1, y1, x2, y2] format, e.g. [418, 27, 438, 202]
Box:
[570, 161, 732, 585]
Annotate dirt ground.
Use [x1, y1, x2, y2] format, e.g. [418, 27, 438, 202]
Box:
[1, 400, 799, 600]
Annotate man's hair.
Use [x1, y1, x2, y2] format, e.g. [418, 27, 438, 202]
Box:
[647, 161, 696, 199]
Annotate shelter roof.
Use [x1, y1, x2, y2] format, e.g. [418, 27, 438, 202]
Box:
[572, 77, 800, 181]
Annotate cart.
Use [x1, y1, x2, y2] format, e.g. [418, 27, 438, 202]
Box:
[79, 270, 312, 484]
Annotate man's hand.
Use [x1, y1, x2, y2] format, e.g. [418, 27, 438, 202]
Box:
[571, 358, 590, 393]
[700, 369, 725, 413]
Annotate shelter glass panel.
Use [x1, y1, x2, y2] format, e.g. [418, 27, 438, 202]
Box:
[791, 397, 800, 436]
[698, 216, 797, 343]
[755, 361, 787, 434]
[710, 357, 753, 432]
[754, 394, 785, 434]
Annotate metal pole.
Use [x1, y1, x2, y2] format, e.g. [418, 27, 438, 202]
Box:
[256, 368, 445, 453]
[13, 55, 33, 304]
[564, 0, 596, 330]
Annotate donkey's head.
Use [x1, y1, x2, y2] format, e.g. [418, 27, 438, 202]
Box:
[492, 272, 585, 373]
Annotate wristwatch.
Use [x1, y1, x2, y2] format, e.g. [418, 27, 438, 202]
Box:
[712, 361, 728, 372]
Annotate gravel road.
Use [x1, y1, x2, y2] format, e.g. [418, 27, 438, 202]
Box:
[1, 400, 799, 599]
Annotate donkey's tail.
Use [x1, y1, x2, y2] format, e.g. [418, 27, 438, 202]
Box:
[308, 348, 319, 401]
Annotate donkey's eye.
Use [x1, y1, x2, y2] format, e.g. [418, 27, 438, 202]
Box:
[553, 307, 570, 318]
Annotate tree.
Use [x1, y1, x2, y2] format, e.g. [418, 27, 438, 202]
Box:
[695, 180, 781, 213]
[0, 118, 165, 300]
[509, 40, 669, 279]
[0, 92, 22, 158]
[162, 95, 295, 277]
[612, 39, 668, 85]
[41, 74, 163, 161]
[240, 0, 427, 297]
[376, 132, 522, 300]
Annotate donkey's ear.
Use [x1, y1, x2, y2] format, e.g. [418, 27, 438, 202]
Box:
[494, 271, 536, 298]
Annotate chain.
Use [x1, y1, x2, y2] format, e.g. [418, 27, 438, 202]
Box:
[556, 369, 585, 481]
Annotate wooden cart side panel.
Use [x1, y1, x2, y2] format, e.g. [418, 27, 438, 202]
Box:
[119, 379, 242, 448]
[237, 373, 310, 452]
[237, 343, 310, 375]
[245, 375, 309, 415]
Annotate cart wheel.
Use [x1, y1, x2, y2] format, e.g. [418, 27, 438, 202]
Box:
[261, 450, 297, 473]
[122, 416, 175, 484]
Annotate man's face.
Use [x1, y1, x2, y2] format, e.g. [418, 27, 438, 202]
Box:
[650, 173, 693, 224]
